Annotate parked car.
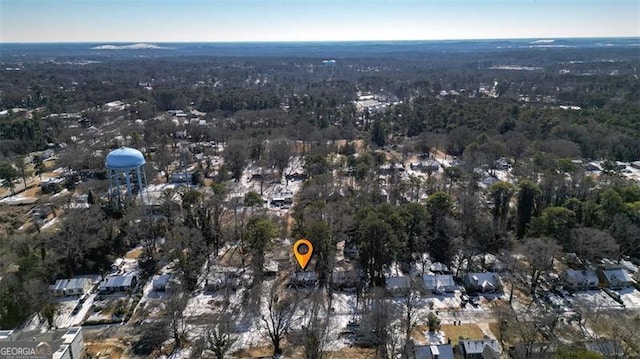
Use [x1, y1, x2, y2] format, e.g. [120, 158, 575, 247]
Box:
[71, 304, 82, 315]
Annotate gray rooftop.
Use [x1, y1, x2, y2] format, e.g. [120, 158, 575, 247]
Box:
[466, 272, 501, 287]
[422, 274, 455, 289]
[99, 274, 136, 289]
[51, 277, 92, 292]
[460, 338, 500, 355]
[563, 269, 599, 284]
[386, 276, 411, 290]
[152, 274, 171, 287]
[414, 344, 455, 359]
[601, 268, 633, 283]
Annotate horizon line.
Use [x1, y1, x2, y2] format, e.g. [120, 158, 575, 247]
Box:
[2, 35, 639, 45]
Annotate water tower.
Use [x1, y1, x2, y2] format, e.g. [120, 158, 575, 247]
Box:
[105, 147, 149, 206]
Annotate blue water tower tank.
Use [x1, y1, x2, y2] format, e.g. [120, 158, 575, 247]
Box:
[105, 147, 146, 169]
[105, 147, 148, 206]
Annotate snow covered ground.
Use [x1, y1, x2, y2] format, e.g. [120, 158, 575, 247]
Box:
[146, 183, 179, 205]
[53, 297, 82, 328]
[618, 288, 640, 309]
[0, 192, 37, 204]
[132, 262, 174, 319]
[570, 290, 623, 309]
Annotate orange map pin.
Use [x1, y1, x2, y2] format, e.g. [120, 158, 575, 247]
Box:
[293, 239, 313, 270]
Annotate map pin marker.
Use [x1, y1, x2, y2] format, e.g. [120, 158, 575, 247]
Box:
[293, 238, 313, 270]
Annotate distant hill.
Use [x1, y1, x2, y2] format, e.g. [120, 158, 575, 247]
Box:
[91, 43, 170, 50]
[0, 38, 638, 60]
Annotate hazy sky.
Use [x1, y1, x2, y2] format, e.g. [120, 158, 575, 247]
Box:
[1, 0, 638, 43]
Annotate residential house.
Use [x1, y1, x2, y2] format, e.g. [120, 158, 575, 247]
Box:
[585, 162, 601, 172]
[479, 176, 499, 188]
[205, 270, 242, 292]
[41, 148, 55, 160]
[40, 176, 65, 194]
[430, 262, 451, 274]
[409, 162, 422, 171]
[289, 271, 318, 288]
[495, 158, 510, 170]
[561, 269, 599, 291]
[598, 267, 634, 289]
[385, 276, 411, 295]
[422, 274, 456, 294]
[50, 278, 93, 297]
[98, 274, 137, 293]
[285, 171, 308, 182]
[152, 274, 173, 292]
[458, 338, 500, 359]
[332, 268, 362, 291]
[50, 279, 68, 297]
[251, 168, 277, 182]
[170, 172, 194, 185]
[263, 260, 279, 277]
[270, 190, 293, 208]
[378, 162, 404, 175]
[463, 273, 502, 294]
[30, 206, 54, 226]
[411, 160, 440, 173]
[379, 164, 393, 175]
[410, 343, 455, 359]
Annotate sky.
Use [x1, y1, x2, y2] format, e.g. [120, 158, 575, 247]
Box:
[1, 0, 639, 43]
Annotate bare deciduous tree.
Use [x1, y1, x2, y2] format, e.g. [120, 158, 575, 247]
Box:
[205, 312, 237, 359]
[294, 291, 330, 359]
[573, 302, 640, 357]
[570, 227, 619, 262]
[401, 287, 424, 348]
[268, 139, 292, 180]
[50, 207, 109, 276]
[259, 281, 299, 356]
[358, 287, 401, 359]
[493, 300, 561, 359]
[167, 226, 206, 292]
[166, 293, 189, 348]
[519, 237, 560, 295]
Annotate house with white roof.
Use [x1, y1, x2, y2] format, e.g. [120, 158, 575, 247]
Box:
[270, 189, 293, 208]
[50, 277, 93, 297]
[422, 274, 456, 294]
[463, 272, 502, 294]
[561, 269, 599, 291]
[98, 274, 137, 293]
[410, 160, 440, 173]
